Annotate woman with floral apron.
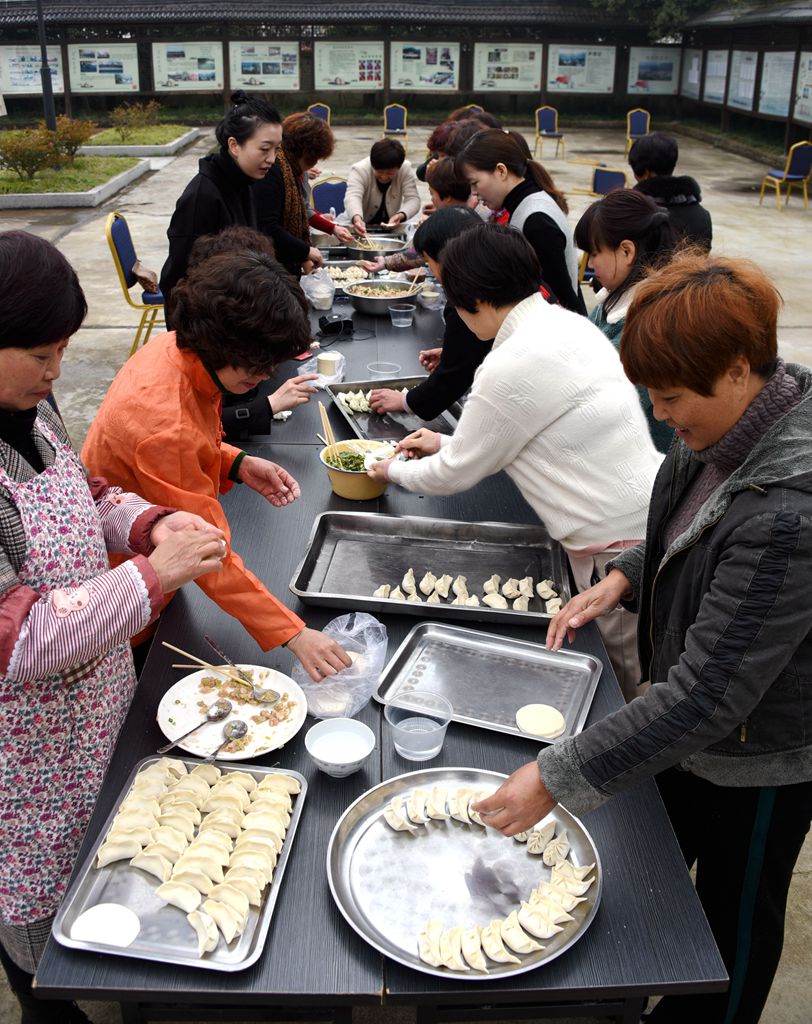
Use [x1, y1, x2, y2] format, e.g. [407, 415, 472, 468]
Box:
[0, 231, 226, 1024]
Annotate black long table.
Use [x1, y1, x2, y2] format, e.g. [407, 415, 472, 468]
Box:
[36, 302, 727, 1022]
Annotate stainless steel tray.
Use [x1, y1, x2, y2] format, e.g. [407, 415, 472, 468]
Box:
[327, 767, 602, 980]
[327, 377, 461, 443]
[322, 260, 371, 296]
[52, 756, 307, 972]
[376, 623, 601, 743]
[289, 512, 571, 626]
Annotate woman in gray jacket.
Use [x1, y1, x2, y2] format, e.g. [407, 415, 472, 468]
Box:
[475, 251, 812, 1024]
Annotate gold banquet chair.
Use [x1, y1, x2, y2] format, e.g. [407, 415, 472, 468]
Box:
[758, 141, 812, 210]
[105, 211, 165, 358]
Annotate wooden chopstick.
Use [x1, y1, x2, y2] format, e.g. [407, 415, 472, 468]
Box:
[318, 403, 338, 462]
[161, 641, 250, 688]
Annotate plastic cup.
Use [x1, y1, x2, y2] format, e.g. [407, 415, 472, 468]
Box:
[388, 303, 416, 328]
[367, 361, 401, 380]
[384, 690, 453, 761]
[317, 351, 340, 375]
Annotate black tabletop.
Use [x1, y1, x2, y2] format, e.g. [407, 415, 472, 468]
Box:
[36, 302, 727, 1009]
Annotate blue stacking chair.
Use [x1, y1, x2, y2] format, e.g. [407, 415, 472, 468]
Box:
[383, 103, 408, 154]
[759, 141, 812, 210]
[105, 211, 165, 358]
[625, 108, 650, 155]
[307, 102, 331, 124]
[311, 177, 348, 216]
[534, 106, 565, 159]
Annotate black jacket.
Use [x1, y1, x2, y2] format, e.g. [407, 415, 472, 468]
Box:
[253, 162, 310, 274]
[634, 175, 713, 250]
[159, 152, 257, 316]
[221, 386, 272, 441]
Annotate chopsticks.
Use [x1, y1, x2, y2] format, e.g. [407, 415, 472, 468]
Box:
[318, 403, 338, 463]
[354, 233, 374, 250]
[161, 641, 250, 688]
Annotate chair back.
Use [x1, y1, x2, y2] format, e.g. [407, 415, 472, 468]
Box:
[465, 104, 484, 114]
[106, 211, 138, 291]
[536, 106, 558, 134]
[311, 177, 348, 216]
[384, 103, 407, 132]
[627, 108, 650, 136]
[786, 141, 812, 178]
[592, 166, 627, 195]
[307, 102, 331, 124]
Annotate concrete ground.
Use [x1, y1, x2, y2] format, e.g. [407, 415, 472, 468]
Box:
[0, 124, 809, 1023]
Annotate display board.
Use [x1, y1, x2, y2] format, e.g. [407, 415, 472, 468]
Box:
[727, 50, 757, 110]
[313, 41, 384, 90]
[472, 43, 541, 92]
[793, 51, 812, 124]
[67, 43, 138, 93]
[0, 45, 64, 94]
[390, 41, 459, 91]
[546, 44, 615, 93]
[152, 42, 224, 91]
[704, 49, 729, 105]
[628, 46, 680, 95]
[229, 42, 299, 91]
[680, 48, 702, 99]
[758, 51, 794, 116]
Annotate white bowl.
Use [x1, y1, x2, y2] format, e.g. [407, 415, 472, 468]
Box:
[304, 718, 376, 777]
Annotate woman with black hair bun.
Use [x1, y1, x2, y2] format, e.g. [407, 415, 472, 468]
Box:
[159, 90, 283, 316]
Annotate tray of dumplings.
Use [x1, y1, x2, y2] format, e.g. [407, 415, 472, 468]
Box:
[327, 767, 602, 979]
[326, 377, 462, 443]
[52, 756, 306, 971]
[289, 512, 570, 626]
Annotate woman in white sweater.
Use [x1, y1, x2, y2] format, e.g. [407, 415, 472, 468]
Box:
[368, 224, 663, 697]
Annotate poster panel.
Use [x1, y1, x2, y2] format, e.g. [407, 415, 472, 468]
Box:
[472, 43, 541, 92]
[67, 43, 139, 93]
[628, 46, 680, 95]
[0, 45, 64, 94]
[792, 51, 812, 124]
[681, 48, 702, 99]
[758, 51, 794, 116]
[152, 42, 224, 91]
[313, 41, 384, 90]
[229, 42, 299, 91]
[390, 41, 460, 91]
[547, 44, 615, 93]
[704, 49, 728, 104]
[727, 50, 757, 110]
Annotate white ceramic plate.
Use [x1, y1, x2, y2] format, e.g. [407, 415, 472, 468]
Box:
[156, 665, 307, 760]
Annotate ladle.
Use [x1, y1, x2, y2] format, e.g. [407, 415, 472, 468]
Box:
[156, 699, 232, 754]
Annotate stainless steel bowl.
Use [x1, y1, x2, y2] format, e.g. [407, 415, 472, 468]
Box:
[345, 236, 408, 260]
[343, 281, 420, 315]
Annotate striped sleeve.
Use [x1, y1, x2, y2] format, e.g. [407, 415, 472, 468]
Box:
[89, 478, 174, 555]
[2, 556, 163, 681]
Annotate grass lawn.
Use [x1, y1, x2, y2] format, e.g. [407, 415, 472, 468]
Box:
[0, 156, 140, 194]
[89, 123, 192, 145]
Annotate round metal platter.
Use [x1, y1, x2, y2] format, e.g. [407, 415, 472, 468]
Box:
[326, 766, 602, 980]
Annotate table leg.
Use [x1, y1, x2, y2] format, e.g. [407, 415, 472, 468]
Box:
[619, 996, 646, 1024]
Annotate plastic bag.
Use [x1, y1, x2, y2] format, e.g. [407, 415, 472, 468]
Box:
[300, 268, 336, 311]
[297, 349, 346, 389]
[292, 612, 388, 719]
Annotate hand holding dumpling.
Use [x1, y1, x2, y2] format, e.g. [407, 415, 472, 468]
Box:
[395, 428, 441, 460]
[471, 762, 557, 837]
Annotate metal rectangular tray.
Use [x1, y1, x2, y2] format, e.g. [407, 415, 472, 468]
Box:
[327, 377, 461, 443]
[289, 512, 571, 626]
[375, 622, 602, 743]
[52, 757, 307, 972]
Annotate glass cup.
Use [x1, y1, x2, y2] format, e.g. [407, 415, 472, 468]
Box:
[388, 303, 416, 328]
[367, 361, 401, 380]
[384, 690, 453, 761]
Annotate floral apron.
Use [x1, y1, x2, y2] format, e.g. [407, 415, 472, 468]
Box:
[0, 419, 136, 925]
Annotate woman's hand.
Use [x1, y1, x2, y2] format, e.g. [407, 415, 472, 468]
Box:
[149, 511, 224, 548]
[332, 225, 354, 245]
[238, 455, 300, 507]
[385, 213, 406, 227]
[366, 458, 393, 483]
[307, 166, 321, 180]
[307, 247, 325, 268]
[269, 374, 319, 414]
[395, 428, 440, 459]
[361, 257, 385, 273]
[286, 627, 352, 682]
[471, 762, 557, 836]
[351, 215, 367, 237]
[545, 568, 632, 652]
[148, 530, 226, 593]
[368, 388, 405, 414]
[419, 347, 442, 373]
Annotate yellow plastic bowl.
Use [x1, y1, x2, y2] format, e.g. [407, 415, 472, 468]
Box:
[319, 440, 392, 500]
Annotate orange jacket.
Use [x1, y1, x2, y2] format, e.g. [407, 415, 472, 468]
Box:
[82, 332, 304, 650]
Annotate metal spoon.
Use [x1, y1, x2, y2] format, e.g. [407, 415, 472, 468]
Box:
[203, 635, 280, 706]
[203, 720, 248, 764]
[156, 699, 232, 754]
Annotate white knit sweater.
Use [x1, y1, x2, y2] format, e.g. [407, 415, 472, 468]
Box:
[388, 292, 663, 550]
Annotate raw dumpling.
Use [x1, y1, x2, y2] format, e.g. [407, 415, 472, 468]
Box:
[250, 789, 291, 813]
[242, 808, 289, 833]
[128, 778, 168, 800]
[536, 579, 557, 600]
[154, 757, 188, 778]
[118, 796, 161, 818]
[500, 910, 543, 953]
[546, 598, 563, 614]
[156, 812, 196, 841]
[185, 840, 230, 866]
[402, 568, 416, 594]
[202, 788, 249, 815]
[190, 763, 221, 785]
[518, 576, 534, 598]
[157, 796, 202, 823]
[517, 901, 566, 940]
[223, 873, 263, 907]
[142, 841, 184, 864]
[426, 592, 441, 604]
[201, 898, 244, 944]
[448, 787, 474, 825]
[173, 854, 225, 884]
[233, 841, 278, 869]
[406, 592, 423, 603]
[383, 797, 418, 833]
[434, 574, 453, 599]
[550, 859, 595, 882]
[418, 919, 444, 967]
[450, 594, 466, 606]
[207, 882, 250, 919]
[105, 825, 154, 848]
[467, 791, 493, 827]
[512, 596, 529, 612]
[97, 838, 142, 867]
[482, 593, 508, 609]
[525, 892, 576, 924]
[220, 770, 257, 793]
[439, 926, 469, 971]
[256, 774, 300, 795]
[228, 849, 275, 884]
[464, 595, 480, 607]
[198, 815, 241, 840]
[542, 828, 570, 865]
[171, 869, 215, 895]
[390, 586, 406, 601]
[461, 926, 488, 972]
[190, 828, 232, 854]
[187, 909, 219, 957]
[130, 850, 172, 882]
[406, 788, 430, 825]
[236, 828, 283, 854]
[155, 880, 202, 914]
[113, 809, 159, 832]
[373, 584, 391, 599]
[483, 574, 501, 595]
[529, 820, 556, 849]
[169, 774, 210, 803]
[532, 883, 586, 913]
[425, 786, 449, 820]
[549, 868, 595, 896]
[480, 920, 520, 965]
[451, 575, 468, 598]
[419, 571, 437, 596]
[513, 831, 529, 843]
[225, 865, 267, 894]
[501, 578, 521, 599]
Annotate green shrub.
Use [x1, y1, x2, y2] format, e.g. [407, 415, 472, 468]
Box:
[46, 115, 97, 164]
[0, 128, 57, 180]
[111, 100, 161, 142]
